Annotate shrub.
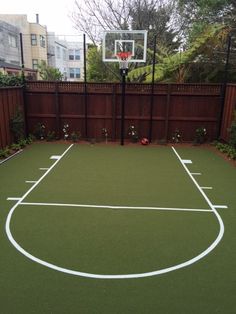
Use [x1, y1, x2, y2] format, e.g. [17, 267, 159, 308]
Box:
[62, 123, 69, 140]
[229, 120, 236, 148]
[11, 143, 21, 151]
[46, 131, 56, 142]
[18, 139, 27, 148]
[0, 147, 10, 159]
[127, 125, 139, 143]
[70, 131, 81, 143]
[194, 126, 207, 144]
[215, 142, 236, 160]
[10, 107, 25, 142]
[172, 129, 182, 143]
[34, 123, 46, 140]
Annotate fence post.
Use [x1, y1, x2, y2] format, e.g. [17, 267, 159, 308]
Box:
[164, 84, 171, 141]
[149, 34, 157, 143]
[83, 34, 88, 140]
[111, 84, 116, 141]
[55, 82, 60, 138]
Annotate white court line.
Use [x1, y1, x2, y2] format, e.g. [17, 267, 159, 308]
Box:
[7, 197, 21, 201]
[50, 155, 61, 160]
[172, 147, 225, 267]
[214, 205, 228, 209]
[182, 159, 192, 164]
[201, 186, 213, 190]
[5, 145, 226, 280]
[0, 149, 23, 165]
[39, 168, 49, 170]
[20, 201, 212, 213]
[25, 181, 37, 184]
[191, 173, 202, 176]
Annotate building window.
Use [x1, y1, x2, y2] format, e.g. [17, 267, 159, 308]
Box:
[69, 68, 80, 79]
[75, 50, 80, 60]
[32, 59, 38, 70]
[31, 34, 37, 46]
[8, 34, 17, 48]
[40, 35, 46, 48]
[69, 49, 81, 61]
[69, 49, 74, 60]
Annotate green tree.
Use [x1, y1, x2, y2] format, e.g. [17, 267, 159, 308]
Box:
[0, 72, 24, 87]
[130, 0, 180, 52]
[38, 61, 63, 81]
[128, 24, 230, 83]
[87, 46, 120, 82]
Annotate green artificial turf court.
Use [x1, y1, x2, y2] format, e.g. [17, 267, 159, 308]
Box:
[0, 142, 235, 313]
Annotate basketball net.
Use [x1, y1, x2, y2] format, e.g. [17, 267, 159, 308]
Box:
[116, 52, 132, 76]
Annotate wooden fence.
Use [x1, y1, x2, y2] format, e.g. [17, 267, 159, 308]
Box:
[0, 87, 24, 149]
[220, 84, 236, 142]
[24, 82, 223, 142]
[1, 82, 235, 149]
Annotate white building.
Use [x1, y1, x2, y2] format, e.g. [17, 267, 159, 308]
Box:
[67, 41, 84, 81]
[47, 33, 68, 80]
[47, 35, 85, 81]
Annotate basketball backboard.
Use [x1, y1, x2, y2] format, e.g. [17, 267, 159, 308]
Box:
[102, 30, 147, 63]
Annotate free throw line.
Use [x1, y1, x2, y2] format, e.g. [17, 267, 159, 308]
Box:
[20, 201, 212, 213]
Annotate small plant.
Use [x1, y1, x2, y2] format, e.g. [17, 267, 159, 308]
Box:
[62, 123, 69, 140]
[18, 139, 27, 148]
[34, 123, 46, 140]
[172, 129, 182, 143]
[26, 134, 35, 144]
[127, 125, 139, 143]
[46, 131, 56, 142]
[101, 128, 108, 143]
[10, 107, 25, 142]
[11, 143, 21, 151]
[0, 147, 10, 159]
[214, 141, 236, 160]
[229, 118, 236, 148]
[70, 131, 81, 143]
[194, 126, 207, 144]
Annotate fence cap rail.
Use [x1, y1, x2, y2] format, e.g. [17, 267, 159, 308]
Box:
[24, 81, 223, 95]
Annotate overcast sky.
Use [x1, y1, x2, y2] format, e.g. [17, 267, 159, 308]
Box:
[1, 0, 82, 36]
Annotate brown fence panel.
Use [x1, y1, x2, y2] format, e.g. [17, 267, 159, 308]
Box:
[220, 84, 236, 142]
[0, 87, 24, 149]
[24, 82, 223, 142]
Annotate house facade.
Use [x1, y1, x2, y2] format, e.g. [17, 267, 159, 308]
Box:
[0, 14, 85, 81]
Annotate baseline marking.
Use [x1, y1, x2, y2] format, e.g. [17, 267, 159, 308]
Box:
[5, 145, 225, 280]
[191, 173, 202, 176]
[20, 201, 212, 213]
[25, 181, 37, 184]
[182, 159, 192, 164]
[50, 155, 61, 160]
[7, 197, 21, 201]
[39, 167, 49, 170]
[201, 186, 213, 190]
[214, 205, 228, 209]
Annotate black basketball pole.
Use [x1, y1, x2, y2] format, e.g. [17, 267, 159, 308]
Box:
[120, 70, 126, 145]
[149, 34, 157, 143]
[83, 33, 88, 140]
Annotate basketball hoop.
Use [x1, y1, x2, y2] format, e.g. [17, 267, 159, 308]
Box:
[116, 51, 132, 66]
[116, 52, 132, 76]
